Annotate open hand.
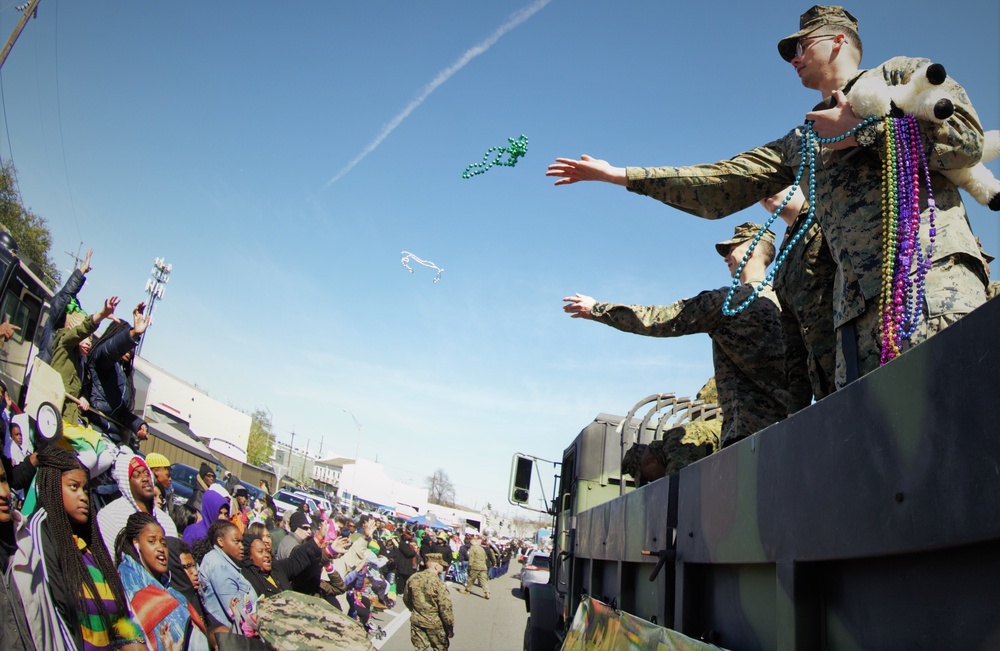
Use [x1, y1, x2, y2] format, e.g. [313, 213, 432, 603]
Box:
[805, 90, 862, 150]
[98, 296, 120, 321]
[562, 293, 597, 319]
[546, 155, 627, 186]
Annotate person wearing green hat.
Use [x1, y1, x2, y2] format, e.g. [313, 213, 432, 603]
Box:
[548, 5, 989, 390]
[563, 222, 788, 447]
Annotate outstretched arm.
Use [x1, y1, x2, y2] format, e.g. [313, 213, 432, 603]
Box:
[546, 155, 627, 186]
[562, 294, 597, 320]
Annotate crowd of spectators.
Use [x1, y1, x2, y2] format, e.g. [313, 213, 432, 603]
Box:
[0, 249, 536, 649]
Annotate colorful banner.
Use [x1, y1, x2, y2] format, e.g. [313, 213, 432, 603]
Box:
[562, 596, 726, 651]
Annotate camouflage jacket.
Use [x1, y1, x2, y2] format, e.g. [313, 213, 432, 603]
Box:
[625, 56, 987, 329]
[403, 569, 455, 631]
[467, 544, 488, 571]
[773, 210, 837, 412]
[592, 282, 788, 445]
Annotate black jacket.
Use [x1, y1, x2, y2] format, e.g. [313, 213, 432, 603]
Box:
[0, 521, 31, 650]
[394, 540, 418, 577]
[87, 328, 143, 445]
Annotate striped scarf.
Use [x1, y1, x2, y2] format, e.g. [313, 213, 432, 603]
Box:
[73, 535, 145, 651]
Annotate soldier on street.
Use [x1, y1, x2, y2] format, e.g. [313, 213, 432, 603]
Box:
[564, 223, 789, 447]
[403, 552, 455, 651]
[548, 5, 989, 389]
[461, 533, 491, 599]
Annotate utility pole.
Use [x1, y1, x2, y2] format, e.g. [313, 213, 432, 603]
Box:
[301, 439, 310, 484]
[63, 242, 85, 277]
[0, 0, 41, 72]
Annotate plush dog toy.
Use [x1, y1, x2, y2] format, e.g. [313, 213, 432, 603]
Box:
[847, 62, 1000, 211]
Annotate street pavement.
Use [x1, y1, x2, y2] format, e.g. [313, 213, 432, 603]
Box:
[373, 570, 528, 651]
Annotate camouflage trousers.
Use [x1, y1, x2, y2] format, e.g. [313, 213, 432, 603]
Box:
[835, 254, 986, 388]
[649, 421, 721, 476]
[411, 624, 450, 651]
[465, 568, 490, 595]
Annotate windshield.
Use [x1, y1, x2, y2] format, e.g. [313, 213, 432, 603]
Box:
[275, 491, 305, 507]
[529, 554, 550, 568]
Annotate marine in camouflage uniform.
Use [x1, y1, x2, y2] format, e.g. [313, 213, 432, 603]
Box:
[571, 223, 788, 447]
[462, 536, 491, 598]
[768, 190, 838, 412]
[622, 422, 722, 486]
[548, 6, 988, 390]
[403, 553, 455, 651]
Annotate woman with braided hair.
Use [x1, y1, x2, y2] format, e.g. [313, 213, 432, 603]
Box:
[11, 444, 146, 651]
[114, 512, 209, 651]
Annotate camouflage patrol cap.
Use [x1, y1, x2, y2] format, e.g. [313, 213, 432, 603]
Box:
[620, 443, 648, 479]
[778, 5, 859, 62]
[715, 222, 776, 257]
[425, 552, 449, 567]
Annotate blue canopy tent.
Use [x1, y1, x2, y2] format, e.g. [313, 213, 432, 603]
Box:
[406, 514, 453, 531]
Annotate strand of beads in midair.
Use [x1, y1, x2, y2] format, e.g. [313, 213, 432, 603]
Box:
[462, 135, 529, 179]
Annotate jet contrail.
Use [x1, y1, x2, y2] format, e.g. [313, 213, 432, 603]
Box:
[324, 0, 552, 187]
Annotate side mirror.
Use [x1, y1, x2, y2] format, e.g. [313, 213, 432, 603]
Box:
[510, 455, 533, 504]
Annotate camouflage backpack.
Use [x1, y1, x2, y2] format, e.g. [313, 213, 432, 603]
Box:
[255, 591, 373, 650]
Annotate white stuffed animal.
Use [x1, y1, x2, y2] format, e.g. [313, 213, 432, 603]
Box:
[847, 62, 1000, 211]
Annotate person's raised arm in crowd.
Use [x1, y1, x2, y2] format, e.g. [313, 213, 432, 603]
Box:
[38, 248, 92, 365]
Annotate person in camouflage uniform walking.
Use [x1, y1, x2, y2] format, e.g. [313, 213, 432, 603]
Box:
[548, 5, 989, 389]
[763, 186, 837, 412]
[461, 534, 491, 599]
[564, 223, 789, 447]
[403, 552, 454, 651]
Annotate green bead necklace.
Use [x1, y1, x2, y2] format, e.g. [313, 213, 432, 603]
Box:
[462, 135, 529, 179]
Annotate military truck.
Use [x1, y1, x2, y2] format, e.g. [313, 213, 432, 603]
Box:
[510, 297, 1000, 650]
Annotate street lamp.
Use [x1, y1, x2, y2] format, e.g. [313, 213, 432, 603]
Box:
[343, 409, 362, 509]
[137, 257, 172, 358]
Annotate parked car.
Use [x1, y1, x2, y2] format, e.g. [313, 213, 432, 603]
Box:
[519, 550, 551, 611]
[293, 490, 332, 514]
[170, 463, 200, 506]
[272, 489, 318, 519]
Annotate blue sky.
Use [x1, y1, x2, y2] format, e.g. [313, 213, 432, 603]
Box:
[0, 0, 996, 513]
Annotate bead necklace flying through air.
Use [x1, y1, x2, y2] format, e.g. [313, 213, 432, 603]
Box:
[401, 251, 444, 283]
[721, 113, 935, 366]
[462, 135, 528, 179]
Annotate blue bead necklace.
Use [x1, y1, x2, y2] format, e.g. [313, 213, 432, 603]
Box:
[721, 116, 879, 316]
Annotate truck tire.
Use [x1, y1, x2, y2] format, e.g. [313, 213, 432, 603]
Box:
[524, 583, 559, 651]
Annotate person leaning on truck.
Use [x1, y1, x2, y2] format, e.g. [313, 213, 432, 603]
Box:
[563, 223, 789, 447]
[621, 421, 721, 486]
